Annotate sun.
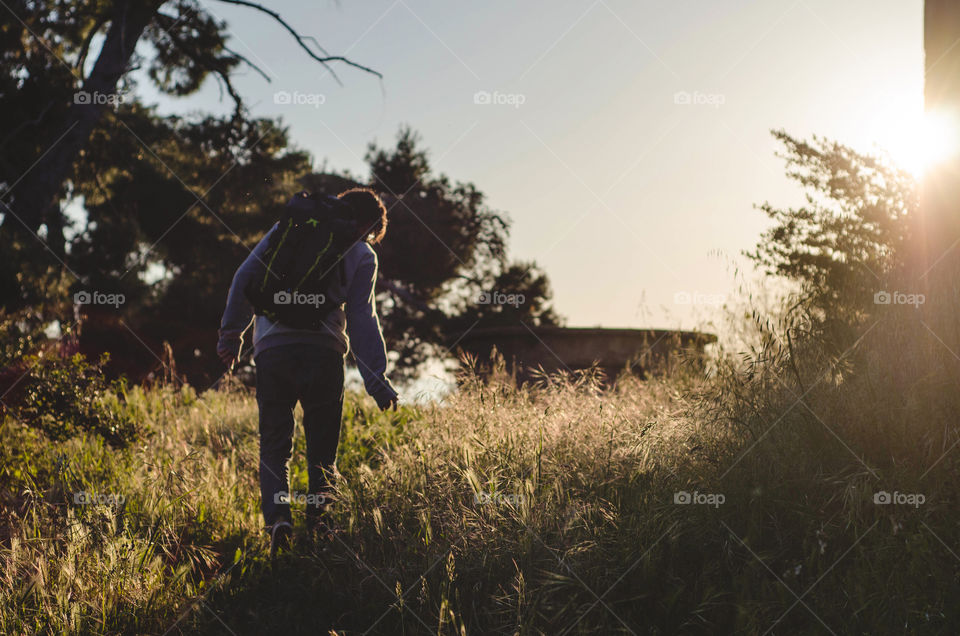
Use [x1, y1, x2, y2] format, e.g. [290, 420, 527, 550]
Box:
[879, 109, 960, 177]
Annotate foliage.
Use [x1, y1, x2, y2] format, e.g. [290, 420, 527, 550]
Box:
[1, 0, 378, 248]
[0, 314, 138, 447]
[358, 128, 562, 372]
[746, 130, 916, 338]
[12, 352, 139, 447]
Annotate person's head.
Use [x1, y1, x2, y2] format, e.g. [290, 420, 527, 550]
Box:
[337, 188, 388, 244]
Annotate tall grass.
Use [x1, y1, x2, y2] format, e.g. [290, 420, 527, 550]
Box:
[3, 313, 960, 634]
[1, 384, 258, 633]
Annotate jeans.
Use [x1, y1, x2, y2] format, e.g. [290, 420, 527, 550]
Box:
[254, 343, 344, 527]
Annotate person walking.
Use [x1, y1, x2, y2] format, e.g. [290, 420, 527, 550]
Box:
[217, 188, 398, 555]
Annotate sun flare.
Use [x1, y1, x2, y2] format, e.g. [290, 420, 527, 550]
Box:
[879, 109, 960, 177]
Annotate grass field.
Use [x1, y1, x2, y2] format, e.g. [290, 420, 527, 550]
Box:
[4, 317, 960, 636]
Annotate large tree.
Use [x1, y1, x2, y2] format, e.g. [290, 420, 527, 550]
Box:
[1, 0, 379, 260]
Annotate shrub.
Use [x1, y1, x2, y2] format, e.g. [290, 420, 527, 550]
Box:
[746, 130, 916, 347]
[0, 314, 139, 447]
[11, 352, 139, 446]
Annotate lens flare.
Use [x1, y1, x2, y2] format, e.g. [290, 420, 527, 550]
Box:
[881, 109, 960, 176]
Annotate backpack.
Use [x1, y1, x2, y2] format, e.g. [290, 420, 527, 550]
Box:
[244, 191, 359, 330]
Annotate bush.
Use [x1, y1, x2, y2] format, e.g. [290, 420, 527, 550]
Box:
[0, 314, 139, 447]
[11, 352, 139, 447]
[747, 130, 915, 347]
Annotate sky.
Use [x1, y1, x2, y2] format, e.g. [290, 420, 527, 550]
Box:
[137, 0, 925, 334]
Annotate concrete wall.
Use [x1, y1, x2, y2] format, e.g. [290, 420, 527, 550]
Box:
[456, 326, 717, 384]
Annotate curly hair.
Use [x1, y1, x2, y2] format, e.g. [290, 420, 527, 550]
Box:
[337, 188, 388, 244]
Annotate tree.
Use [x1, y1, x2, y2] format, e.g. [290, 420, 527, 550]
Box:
[746, 129, 916, 344]
[1, 0, 380, 259]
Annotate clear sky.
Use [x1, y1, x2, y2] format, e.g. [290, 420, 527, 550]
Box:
[138, 0, 925, 333]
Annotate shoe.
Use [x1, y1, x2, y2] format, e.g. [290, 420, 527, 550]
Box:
[270, 520, 293, 557]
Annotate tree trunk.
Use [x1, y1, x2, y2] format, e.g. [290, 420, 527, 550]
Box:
[5, 0, 161, 258]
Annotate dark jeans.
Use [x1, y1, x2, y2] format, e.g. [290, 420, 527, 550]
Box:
[255, 344, 344, 527]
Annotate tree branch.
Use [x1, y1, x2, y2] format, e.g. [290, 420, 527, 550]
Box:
[213, 0, 383, 85]
[77, 14, 109, 72]
[211, 69, 244, 122]
[155, 12, 245, 122]
[223, 44, 271, 82]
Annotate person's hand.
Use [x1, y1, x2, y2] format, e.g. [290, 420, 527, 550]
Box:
[218, 348, 238, 368]
[373, 388, 399, 412]
[216, 332, 242, 369]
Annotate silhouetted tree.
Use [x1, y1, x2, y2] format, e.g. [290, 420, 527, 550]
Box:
[747, 130, 916, 342]
[1, 0, 379, 261]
